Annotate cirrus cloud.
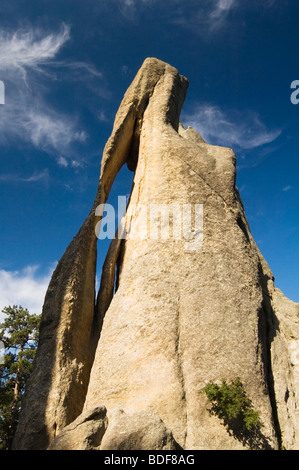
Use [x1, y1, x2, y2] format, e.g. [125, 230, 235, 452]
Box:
[182, 104, 281, 150]
[0, 23, 71, 76]
[0, 23, 103, 160]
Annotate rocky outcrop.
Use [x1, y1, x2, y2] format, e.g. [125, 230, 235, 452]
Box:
[99, 409, 180, 451]
[48, 407, 180, 451]
[47, 407, 108, 451]
[13, 58, 299, 451]
[270, 289, 299, 449]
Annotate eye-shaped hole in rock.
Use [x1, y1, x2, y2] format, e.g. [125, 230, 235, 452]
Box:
[94, 163, 135, 335]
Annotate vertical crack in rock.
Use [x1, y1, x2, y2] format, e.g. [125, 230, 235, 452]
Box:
[175, 291, 188, 447]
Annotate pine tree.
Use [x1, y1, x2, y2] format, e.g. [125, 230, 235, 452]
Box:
[0, 305, 41, 450]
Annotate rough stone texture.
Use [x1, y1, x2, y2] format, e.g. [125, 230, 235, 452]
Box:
[48, 407, 179, 451]
[269, 288, 299, 450]
[13, 58, 299, 451]
[48, 406, 108, 450]
[100, 409, 180, 450]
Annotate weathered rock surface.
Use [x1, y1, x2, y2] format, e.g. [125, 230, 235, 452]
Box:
[13, 58, 299, 451]
[269, 288, 299, 449]
[100, 409, 180, 451]
[48, 406, 107, 450]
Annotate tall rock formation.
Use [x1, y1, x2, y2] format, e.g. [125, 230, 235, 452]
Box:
[13, 58, 299, 451]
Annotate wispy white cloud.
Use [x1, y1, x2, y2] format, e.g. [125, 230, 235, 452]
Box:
[56, 155, 85, 169]
[0, 24, 71, 77]
[121, 0, 152, 8]
[57, 156, 69, 168]
[21, 169, 50, 183]
[61, 61, 103, 79]
[162, 0, 238, 32]
[0, 98, 88, 156]
[209, 0, 237, 29]
[51, 59, 108, 99]
[0, 169, 49, 184]
[25, 109, 87, 153]
[0, 24, 102, 159]
[182, 104, 281, 150]
[123, 0, 135, 8]
[112, 0, 238, 33]
[0, 264, 56, 320]
[142, 0, 276, 34]
[282, 185, 292, 192]
[70, 159, 85, 168]
[118, 0, 164, 21]
[97, 110, 109, 122]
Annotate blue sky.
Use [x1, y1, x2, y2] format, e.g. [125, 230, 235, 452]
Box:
[0, 0, 298, 317]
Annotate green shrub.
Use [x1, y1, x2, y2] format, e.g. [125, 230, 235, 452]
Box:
[199, 377, 261, 431]
[199, 377, 266, 449]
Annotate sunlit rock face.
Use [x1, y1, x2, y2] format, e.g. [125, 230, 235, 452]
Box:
[13, 58, 299, 451]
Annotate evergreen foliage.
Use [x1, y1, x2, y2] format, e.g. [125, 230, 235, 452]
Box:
[199, 377, 269, 449]
[0, 305, 41, 450]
